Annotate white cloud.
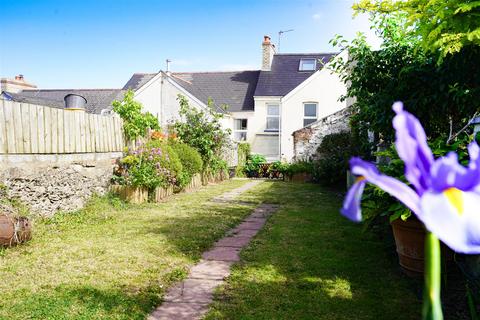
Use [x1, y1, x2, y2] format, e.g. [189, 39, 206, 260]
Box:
[312, 13, 322, 20]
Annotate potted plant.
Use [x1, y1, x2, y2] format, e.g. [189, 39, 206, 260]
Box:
[244, 154, 266, 178]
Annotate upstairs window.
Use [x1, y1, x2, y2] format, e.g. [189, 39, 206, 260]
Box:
[234, 119, 248, 141]
[303, 102, 317, 126]
[266, 104, 280, 131]
[299, 58, 316, 71]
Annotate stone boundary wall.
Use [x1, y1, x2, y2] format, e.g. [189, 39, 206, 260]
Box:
[292, 108, 351, 161]
[0, 152, 121, 216]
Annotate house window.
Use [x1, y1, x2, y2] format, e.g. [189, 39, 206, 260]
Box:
[303, 102, 317, 127]
[266, 104, 279, 131]
[299, 58, 316, 71]
[234, 119, 248, 141]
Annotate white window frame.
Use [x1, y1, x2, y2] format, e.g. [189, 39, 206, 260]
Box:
[234, 118, 248, 141]
[266, 104, 280, 132]
[303, 102, 318, 127]
[299, 58, 316, 71]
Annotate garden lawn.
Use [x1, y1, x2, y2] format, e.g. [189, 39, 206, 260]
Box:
[205, 181, 421, 320]
[0, 179, 254, 320]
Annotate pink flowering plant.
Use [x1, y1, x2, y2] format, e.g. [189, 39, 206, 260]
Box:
[113, 141, 182, 190]
[342, 102, 480, 320]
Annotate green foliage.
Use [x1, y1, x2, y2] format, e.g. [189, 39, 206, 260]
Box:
[354, 0, 480, 58]
[173, 95, 232, 174]
[237, 142, 251, 167]
[313, 131, 356, 186]
[269, 161, 289, 175]
[244, 154, 266, 177]
[285, 161, 313, 177]
[113, 140, 182, 190]
[170, 141, 203, 187]
[331, 15, 480, 149]
[112, 90, 160, 141]
[235, 142, 251, 177]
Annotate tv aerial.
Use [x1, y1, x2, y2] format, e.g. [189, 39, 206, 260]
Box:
[278, 29, 294, 53]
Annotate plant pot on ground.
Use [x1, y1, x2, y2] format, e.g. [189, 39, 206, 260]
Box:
[391, 217, 454, 277]
[0, 214, 32, 247]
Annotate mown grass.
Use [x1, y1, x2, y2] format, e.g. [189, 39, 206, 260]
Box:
[0, 179, 254, 320]
[205, 181, 421, 320]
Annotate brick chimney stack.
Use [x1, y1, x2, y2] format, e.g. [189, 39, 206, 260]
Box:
[261, 35, 276, 71]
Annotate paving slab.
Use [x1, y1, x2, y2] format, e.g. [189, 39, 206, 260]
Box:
[214, 236, 252, 248]
[202, 246, 241, 261]
[163, 279, 222, 303]
[189, 260, 232, 280]
[149, 302, 209, 320]
[233, 220, 266, 231]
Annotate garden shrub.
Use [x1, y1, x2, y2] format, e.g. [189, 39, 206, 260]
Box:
[285, 161, 313, 177]
[173, 95, 232, 175]
[113, 140, 182, 190]
[169, 141, 203, 188]
[244, 154, 266, 177]
[235, 142, 251, 177]
[112, 90, 160, 141]
[313, 131, 355, 187]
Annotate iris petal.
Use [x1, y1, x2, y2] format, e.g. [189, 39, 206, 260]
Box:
[392, 102, 434, 194]
[430, 152, 480, 192]
[420, 190, 480, 254]
[341, 179, 366, 222]
[348, 158, 421, 216]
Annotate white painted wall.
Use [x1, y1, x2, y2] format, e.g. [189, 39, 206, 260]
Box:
[279, 59, 347, 161]
[133, 73, 207, 129]
[234, 52, 348, 162]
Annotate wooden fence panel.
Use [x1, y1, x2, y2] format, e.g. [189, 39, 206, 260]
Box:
[0, 101, 124, 154]
[0, 100, 7, 153]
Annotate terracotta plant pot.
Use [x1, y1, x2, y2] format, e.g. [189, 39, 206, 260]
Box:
[0, 215, 32, 247]
[110, 185, 148, 204]
[391, 217, 453, 277]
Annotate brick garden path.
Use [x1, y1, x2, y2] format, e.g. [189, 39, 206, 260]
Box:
[148, 180, 279, 320]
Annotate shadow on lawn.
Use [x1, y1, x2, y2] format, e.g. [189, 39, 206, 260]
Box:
[7, 284, 161, 320]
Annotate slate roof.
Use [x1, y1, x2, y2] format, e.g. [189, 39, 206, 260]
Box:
[169, 71, 260, 112]
[254, 53, 337, 97]
[2, 89, 125, 114]
[123, 73, 158, 91]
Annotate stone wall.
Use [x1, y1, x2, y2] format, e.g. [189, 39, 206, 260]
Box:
[0, 152, 121, 216]
[292, 108, 351, 161]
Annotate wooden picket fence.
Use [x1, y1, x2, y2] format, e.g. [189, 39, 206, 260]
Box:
[0, 100, 124, 154]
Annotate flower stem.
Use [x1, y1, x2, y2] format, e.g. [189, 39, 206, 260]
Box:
[422, 231, 443, 320]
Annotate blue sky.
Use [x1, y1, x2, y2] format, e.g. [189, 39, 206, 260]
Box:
[1, 0, 380, 89]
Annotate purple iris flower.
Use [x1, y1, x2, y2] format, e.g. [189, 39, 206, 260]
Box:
[342, 102, 480, 254]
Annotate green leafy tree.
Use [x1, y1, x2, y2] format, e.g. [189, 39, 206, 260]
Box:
[354, 0, 480, 57]
[330, 15, 480, 150]
[112, 90, 160, 141]
[173, 95, 231, 174]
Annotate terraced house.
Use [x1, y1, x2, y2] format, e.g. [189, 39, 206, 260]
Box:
[1, 36, 349, 161]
